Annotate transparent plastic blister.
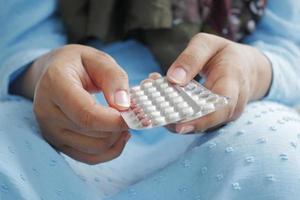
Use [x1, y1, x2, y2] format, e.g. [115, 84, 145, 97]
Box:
[121, 76, 229, 130]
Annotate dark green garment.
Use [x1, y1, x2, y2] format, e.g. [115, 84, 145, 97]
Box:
[59, 0, 266, 73]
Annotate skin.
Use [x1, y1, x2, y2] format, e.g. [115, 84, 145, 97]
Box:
[12, 44, 131, 164]
[165, 33, 272, 133]
[12, 33, 272, 164]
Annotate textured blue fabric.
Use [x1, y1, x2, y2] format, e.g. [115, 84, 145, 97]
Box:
[0, 0, 300, 200]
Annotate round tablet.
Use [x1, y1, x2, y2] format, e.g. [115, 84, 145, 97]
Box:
[185, 83, 196, 91]
[157, 101, 170, 108]
[137, 95, 148, 102]
[162, 107, 175, 114]
[176, 102, 189, 109]
[154, 96, 165, 103]
[196, 98, 206, 106]
[159, 83, 169, 89]
[132, 90, 144, 97]
[180, 107, 194, 116]
[206, 94, 218, 102]
[141, 100, 152, 107]
[149, 91, 161, 98]
[149, 111, 161, 118]
[171, 96, 183, 104]
[144, 105, 156, 113]
[154, 78, 164, 85]
[167, 92, 178, 98]
[145, 87, 157, 93]
[192, 95, 199, 101]
[166, 112, 180, 122]
[152, 117, 165, 125]
[202, 103, 215, 112]
[141, 81, 153, 89]
[163, 87, 174, 94]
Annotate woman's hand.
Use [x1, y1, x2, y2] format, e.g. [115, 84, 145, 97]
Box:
[13, 45, 131, 164]
[166, 33, 272, 134]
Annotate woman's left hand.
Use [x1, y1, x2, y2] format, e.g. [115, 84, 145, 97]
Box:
[166, 33, 272, 134]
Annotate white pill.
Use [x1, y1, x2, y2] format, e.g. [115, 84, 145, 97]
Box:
[145, 87, 157, 93]
[167, 92, 178, 98]
[192, 95, 199, 101]
[154, 78, 164, 85]
[162, 107, 175, 114]
[199, 91, 210, 98]
[149, 111, 161, 118]
[163, 87, 174, 93]
[157, 101, 170, 108]
[215, 97, 228, 106]
[207, 94, 218, 102]
[150, 91, 161, 98]
[166, 112, 180, 121]
[141, 81, 153, 89]
[197, 98, 206, 105]
[132, 90, 144, 97]
[159, 83, 169, 89]
[171, 96, 183, 104]
[143, 100, 153, 106]
[137, 95, 148, 101]
[176, 102, 189, 109]
[154, 96, 165, 103]
[192, 87, 204, 95]
[144, 105, 156, 112]
[130, 87, 139, 93]
[153, 117, 165, 125]
[180, 107, 194, 116]
[202, 103, 215, 111]
[185, 83, 196, 91]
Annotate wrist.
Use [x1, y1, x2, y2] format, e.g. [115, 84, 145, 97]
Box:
[249, 46, 272, 101]
[10, 53, 50, 99]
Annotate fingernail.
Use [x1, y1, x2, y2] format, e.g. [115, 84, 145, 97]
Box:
[115, 90, 130, 108]
[124, 132, 131, 142]
[179, 125, 195, 134]
[169, 67, 187, 84]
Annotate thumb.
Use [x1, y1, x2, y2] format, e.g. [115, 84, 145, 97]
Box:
[82, 49, 130, 111]
[166, 33, 227, 85]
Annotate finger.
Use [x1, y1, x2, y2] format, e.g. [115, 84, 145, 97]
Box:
[81, 50, 130, 111]
[55, 129, 124, 155]
[140, 72, 162, 85]
[166, 33, 228, 85]
[60, 132, 131, 165]
[49, 67, 128, 132]
[175, 77, 239, 133]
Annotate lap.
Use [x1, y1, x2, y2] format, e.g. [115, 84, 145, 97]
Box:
[74, 40, 300, 199]
[108, 100, 300, 200]
[0, 98, 99, 200]
[1, 40, 300, 200]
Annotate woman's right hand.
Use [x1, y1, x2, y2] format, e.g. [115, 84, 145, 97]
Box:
[14, 45, 131, 164]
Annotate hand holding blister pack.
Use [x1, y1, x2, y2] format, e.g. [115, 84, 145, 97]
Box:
[121, 76, 229, 130]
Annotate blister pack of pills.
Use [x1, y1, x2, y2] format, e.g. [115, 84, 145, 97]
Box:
[121, 77, 229, 130]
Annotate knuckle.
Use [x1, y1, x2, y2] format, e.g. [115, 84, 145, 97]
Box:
[192, 32, 211, 42]
[105, 66, 128, 81]
[60, 44, 84, 52]
[97, 51, 116, 63]
[77, 106, 94, 130]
